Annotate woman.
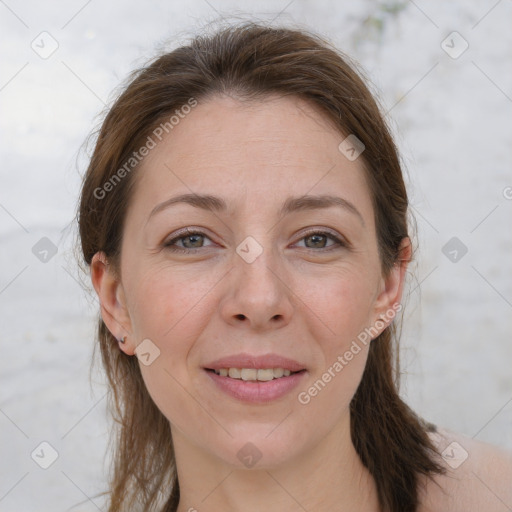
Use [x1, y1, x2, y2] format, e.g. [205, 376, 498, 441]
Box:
[78, 22, 512, 512]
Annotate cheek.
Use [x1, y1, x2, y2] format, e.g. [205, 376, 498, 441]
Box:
[128, 267, 223, 434]
[292, 266, 375, 417]
[124, 265, 218, 401]
[296, 264, 378, 346]
[126, 263, 219, 343]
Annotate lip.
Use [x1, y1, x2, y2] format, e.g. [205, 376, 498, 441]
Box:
[204, 353, 306, 372]
[203, 352, 308, 404]
[205, 369, 307, 404]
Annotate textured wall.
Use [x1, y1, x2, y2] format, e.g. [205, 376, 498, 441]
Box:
[1, 1, 510, 510]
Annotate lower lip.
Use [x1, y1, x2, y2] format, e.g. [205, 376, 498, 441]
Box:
[205, 370, 307, 404]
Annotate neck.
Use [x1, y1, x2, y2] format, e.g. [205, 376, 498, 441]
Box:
[173, 413, 380, 512]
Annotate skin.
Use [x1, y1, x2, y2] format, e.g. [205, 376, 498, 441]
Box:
[420, 429, 512, 512]
[91, 95, 512, 511]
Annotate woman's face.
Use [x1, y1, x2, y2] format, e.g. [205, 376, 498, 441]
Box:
[95, 94, 406, 469]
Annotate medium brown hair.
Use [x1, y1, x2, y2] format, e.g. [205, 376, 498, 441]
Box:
[78, 21, 444, 512]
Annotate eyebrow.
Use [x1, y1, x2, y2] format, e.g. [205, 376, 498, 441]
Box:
[148, 193, 365, 225]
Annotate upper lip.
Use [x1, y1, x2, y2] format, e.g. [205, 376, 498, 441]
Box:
[204, 353, 306, 372]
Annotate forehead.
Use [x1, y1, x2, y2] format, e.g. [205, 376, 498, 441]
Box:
[130, 94, 374, 220]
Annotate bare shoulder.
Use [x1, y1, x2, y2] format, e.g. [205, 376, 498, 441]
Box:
[418, 427, 512, 512]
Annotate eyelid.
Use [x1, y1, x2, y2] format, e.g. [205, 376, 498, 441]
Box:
[292, 228, 348, 250]
[163, 227, 217, 251]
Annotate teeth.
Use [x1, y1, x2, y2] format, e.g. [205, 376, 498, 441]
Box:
[256, 369, 274, 381]
[273, 368, 284, 378]
[213, 367, 297, 381]
[228, 368, 241, 379]
[241, 368, 257, 381]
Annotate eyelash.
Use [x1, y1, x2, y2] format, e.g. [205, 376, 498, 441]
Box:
[163, 228, 347, 254]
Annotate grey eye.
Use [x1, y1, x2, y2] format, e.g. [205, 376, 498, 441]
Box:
[180, 234, 205, 248]
[304, 234, 330, 248]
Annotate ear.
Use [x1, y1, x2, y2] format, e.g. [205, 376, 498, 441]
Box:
[90, 252, 135, 356]
[370, 237, 412, 335]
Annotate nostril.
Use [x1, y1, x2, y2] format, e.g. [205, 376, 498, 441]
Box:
[235, 314, 246, 320]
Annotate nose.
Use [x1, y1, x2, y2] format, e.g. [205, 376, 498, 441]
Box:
[219, 249, 293, 332]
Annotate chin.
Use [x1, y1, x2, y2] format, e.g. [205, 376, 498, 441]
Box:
[209, 429, 306, 470]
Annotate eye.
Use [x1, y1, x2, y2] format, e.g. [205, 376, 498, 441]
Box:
[164, 229, 215, 252]
[294, 230, 346, 250]
[163, 228, 347, 254]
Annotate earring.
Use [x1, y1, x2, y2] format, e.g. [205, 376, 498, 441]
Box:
[119, 336, 126, 344]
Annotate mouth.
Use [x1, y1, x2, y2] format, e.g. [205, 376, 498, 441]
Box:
[202, 354, 307, 403]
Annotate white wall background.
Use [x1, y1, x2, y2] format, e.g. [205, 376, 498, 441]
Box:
[1, 1, 511, 510]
